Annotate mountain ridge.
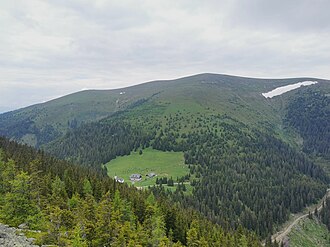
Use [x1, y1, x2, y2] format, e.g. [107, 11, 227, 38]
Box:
[1, 73, 329, 148]
[3, 73, 328, 114]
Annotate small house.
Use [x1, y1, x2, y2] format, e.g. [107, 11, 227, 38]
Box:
[147, 172, 157, 178]
[130, 174, 142, 182]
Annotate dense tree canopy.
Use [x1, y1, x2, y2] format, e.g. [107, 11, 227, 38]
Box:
[43, 108, 329, 238]
[0, 137, 262, 246]
[285, 89, 330, 158]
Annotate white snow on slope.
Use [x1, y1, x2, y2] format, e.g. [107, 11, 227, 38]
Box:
[262, 81, 318, 98]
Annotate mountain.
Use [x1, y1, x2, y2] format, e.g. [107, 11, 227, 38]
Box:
[1, 73, 330, 241]
[1, 73, 329, 147]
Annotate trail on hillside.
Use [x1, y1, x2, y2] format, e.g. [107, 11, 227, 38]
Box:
[271, 188, 330, 244]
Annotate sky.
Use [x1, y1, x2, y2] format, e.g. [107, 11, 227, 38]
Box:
[1, 0, 330, 113]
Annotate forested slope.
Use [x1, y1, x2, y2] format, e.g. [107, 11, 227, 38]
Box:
[46, 120, 154, 166]
[285, 88, 330, 158]
[0, 137, 263, 246]
[46, 101, 329, 238]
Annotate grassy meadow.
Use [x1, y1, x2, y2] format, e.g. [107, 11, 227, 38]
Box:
[105, 148, 189, 187]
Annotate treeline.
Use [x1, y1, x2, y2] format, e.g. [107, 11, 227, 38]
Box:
[285, 89, 330, 158]
[0, 136, 263, 246]
[46, 119, 155, 167]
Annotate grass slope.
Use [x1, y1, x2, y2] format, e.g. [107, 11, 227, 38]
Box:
[288, 217, 330, 247]
[105, 148, 188, 187]
[2, 73, 328, 147]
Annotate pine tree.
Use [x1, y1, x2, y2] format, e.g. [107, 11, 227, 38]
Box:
[1, 171, 38, 226]
[83, 178, 93, 196]
[72, 223, 88, 247]
[186, 226, 199, 247]
[51, 176, 68, 208]
[93, 192, 113, 246]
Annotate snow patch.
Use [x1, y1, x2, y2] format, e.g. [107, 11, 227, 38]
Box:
[262, 81, 318, 98]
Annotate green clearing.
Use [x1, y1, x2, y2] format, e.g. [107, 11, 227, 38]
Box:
[105, 148, 189, 187]
[288, 217, 330, 247]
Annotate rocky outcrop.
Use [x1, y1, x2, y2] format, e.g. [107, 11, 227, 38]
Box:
[0, 223, 39, 247]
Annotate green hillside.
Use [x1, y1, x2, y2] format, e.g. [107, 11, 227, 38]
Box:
[45, 80, 329, 238]
[1, 73, 328, 147]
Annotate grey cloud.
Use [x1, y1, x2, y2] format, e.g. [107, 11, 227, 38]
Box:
[47, 0, 151, 30]
[0, 0, 329, 113]
[228, 0, 330, 32]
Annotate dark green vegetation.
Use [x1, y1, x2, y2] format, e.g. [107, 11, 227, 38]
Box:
[149, 114, 328, 237]
[1, 73, 330, 244]
[285, 88, 330, 159]
[0, 137, 263, 246]
[46, 120, 154, 166]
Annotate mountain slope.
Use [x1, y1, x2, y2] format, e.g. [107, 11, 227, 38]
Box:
[42, 75, 330, 238]
[0, 136, 263, 246]
[288, 217, 330, 247]
[1, 73, 328, 147]
[1, 73, 330, 240]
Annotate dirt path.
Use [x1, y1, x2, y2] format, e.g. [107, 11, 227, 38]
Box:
[271, 188, 330, 244]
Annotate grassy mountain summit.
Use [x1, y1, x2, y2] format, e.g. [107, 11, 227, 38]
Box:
[1, 73, 329, 147]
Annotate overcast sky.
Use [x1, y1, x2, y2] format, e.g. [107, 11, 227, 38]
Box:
[1, 0, 330, 113]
